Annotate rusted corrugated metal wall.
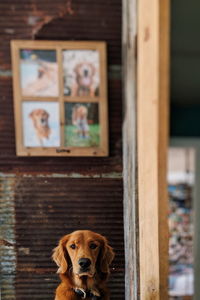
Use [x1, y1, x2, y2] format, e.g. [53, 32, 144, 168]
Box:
[0, 1, 124, 299]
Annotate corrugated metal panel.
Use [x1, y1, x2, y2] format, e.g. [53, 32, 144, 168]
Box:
[0, 0, 122, 174]
[0, 175, 124, 300]
[0, 0, 124, 299]
[0, 77, 122, 173]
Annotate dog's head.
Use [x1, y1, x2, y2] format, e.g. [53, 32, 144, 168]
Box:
[29, 109, 49, 128]
[52, 230, 114, 278]
[74, 63, 95, 80]
[72, 105, 88, 124]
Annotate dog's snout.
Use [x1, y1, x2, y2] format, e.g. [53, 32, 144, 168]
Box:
[84, 69, 88, 76]
[78, 258, 91, 269]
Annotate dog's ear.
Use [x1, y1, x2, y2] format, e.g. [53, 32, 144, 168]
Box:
[52, 235, 70, 274]
[74, 63, 81, 74]
[99, 236, 115, 274]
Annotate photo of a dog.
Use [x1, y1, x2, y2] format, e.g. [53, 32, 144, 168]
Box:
[65, 103, 100, 147]
[29, 109, 51, 146]
[20, 49, 59, 97]
[72, 104, 89, 138]
[72, 62, 96, 97]
[22, 102, 60, 147]
[63, 50, 100, 97]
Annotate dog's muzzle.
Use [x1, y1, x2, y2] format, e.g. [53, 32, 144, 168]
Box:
[78, 258, 91, 272]
[84, 69, 89, 77]
[41, 118, 47, 125]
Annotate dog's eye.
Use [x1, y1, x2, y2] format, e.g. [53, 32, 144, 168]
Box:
[90, 243, 97, 249]
[70, 244, 76, 249]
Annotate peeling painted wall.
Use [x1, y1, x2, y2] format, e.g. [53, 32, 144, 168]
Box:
[0, 175, 16, 299]
[0, 1, 124, 299]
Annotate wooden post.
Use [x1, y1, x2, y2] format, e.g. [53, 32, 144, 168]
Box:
[122, 0, 138, 299]
[158, 1, 170, 298]
[137, 0, 170, 299]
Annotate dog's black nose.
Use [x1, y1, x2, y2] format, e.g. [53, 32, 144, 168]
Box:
[84, 69, 88, 76]
[78, 258, 91, 269]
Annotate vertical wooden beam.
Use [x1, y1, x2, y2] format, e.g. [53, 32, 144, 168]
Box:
[138, 2, 160, 297]
[159, 1, 170, 299]
[137, 0, 169, 299]
[122, 0, 138, 299]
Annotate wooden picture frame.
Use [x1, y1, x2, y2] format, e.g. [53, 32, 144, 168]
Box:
[11, 40, 108, 157]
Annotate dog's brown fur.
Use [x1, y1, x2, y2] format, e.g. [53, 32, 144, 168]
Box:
[29, 109, 51, 146]
[52, 230, 114, 300]
[72, 63, 96, 97]
[72, 105, 89, 137]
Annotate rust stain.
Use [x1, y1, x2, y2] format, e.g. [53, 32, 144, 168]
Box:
[18, 247, 30, 255]
[144, 26, 150, 42]
[27, 1, 75, 37]
[30, 16, 56, 37]
[17, 267, 54, 274]
[60, 0, 75, 16]
[0, 239, 14, 247]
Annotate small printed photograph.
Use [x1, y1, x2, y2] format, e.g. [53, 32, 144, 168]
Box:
[22, 102, 60, 147]
[65, 103, 100, 147]
[63, 50, 100, 97]
[20, 49, 59, 97]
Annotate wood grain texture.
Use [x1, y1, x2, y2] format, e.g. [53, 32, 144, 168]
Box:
[122, 0, 138, 299]
[159, 0, 170, 298]
[137, 0, 169, 299]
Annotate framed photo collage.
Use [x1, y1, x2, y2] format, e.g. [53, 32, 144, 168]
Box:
[11, 40, 108, 156]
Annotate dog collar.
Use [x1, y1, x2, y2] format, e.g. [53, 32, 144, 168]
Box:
[73, 288, 101, 299]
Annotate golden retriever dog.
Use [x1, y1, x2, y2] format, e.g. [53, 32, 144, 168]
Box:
[52, 230, 115, 300]
[23, 60, 58, 97]
[72, 105, 89, 138]
[72, 62, 97, 97]
[29, 109, 51, 146]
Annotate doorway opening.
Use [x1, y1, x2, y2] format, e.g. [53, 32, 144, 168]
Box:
[168, 147, 195, 299]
